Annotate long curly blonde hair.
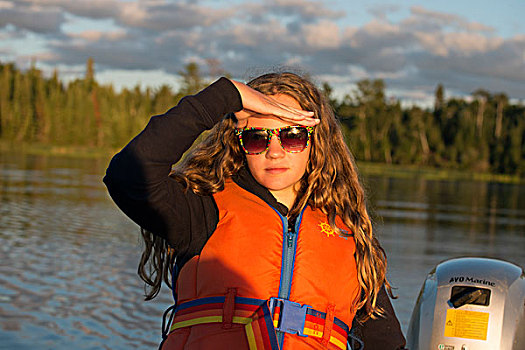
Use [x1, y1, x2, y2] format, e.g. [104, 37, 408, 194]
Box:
[139, 71, 391, 321]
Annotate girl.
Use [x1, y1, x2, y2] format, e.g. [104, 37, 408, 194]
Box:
[104, 72, 406, 349]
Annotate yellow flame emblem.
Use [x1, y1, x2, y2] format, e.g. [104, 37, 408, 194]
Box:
[319, 222, 336, 238]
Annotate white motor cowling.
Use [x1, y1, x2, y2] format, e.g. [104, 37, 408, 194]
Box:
[407, 257, 525, 350]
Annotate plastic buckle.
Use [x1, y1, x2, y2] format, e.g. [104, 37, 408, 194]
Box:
[269, 297, 310, 337]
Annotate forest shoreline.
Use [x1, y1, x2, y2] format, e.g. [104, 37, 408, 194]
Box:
[2, 60, 523, 177]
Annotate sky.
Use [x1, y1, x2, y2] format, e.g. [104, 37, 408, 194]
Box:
[1, 0, 524, 105]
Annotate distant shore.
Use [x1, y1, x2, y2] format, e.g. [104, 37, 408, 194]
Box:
[0, 141, 115, 160]
[357, 162, 523, 184]
[2, 141, 522, 185]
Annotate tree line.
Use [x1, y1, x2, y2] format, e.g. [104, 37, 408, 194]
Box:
[0, 59, 523, 176]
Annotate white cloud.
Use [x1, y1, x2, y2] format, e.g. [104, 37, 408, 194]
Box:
[70, 29, 127, 42]
[1, 1, 523, 100]
[300, 20, 341, 49]
[409, 5, 494, 33]
[0, 1, 14, 9]
[267, 0, 344, 20]
[15, 0, 120, 19]
[349, 19, 408, 50]
[443, 32, 503, 54]
[0, 3, 65, 33]
[117, 2, 234, 31]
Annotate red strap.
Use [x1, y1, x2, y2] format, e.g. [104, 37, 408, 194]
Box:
[322, 304, 335, 346]
[222, 288, 237, 329]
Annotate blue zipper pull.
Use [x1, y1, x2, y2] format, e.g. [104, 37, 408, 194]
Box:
[287, 224, 294, 247]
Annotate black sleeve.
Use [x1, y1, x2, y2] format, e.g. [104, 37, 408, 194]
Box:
[350, 286, 407, 350]
[103, 77, 243, 251]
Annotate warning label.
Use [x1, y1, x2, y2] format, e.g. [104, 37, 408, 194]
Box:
[444, 309, 489, 340]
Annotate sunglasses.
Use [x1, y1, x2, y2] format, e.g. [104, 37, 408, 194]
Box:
[235, 126, 314, 155]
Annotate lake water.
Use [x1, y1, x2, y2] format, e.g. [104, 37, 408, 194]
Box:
[1, 152, 524, 349]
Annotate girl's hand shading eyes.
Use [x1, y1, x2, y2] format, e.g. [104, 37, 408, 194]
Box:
[230, 79, 320, 128]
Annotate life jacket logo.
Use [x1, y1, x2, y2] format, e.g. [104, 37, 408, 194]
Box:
[319, 222, 336, 237]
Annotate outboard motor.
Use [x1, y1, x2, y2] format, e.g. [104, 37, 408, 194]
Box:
[407, 257, 525, 350]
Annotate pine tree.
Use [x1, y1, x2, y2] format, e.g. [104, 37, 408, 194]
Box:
[179, 62, 206, 96]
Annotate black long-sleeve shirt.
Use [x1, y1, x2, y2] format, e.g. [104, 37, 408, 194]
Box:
[103, 77, 406, 349]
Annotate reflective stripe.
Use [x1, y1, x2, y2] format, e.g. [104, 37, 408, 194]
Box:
[169, 296, 350, 350]
[169, 296, 279, 350]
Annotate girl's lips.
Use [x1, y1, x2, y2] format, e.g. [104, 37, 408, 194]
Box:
[265, 167, 288, 174]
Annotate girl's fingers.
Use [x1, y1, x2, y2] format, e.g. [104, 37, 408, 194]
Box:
[258, 101, 316, 124]
[231, 79, 318, 126]
[234, 110, 250, 128]
[275, 107, 315, 120]
[289, 116, 320, 126]
[265, 97, 314, 117]
[232, 80, 314, 116]
[236, 109, 320, 128]
[236, 108, 317, 125]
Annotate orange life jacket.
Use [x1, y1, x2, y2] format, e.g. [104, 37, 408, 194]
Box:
[161, 180, 360, 349]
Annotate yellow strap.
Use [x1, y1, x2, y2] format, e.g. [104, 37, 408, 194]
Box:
[244, 323, 258, 350]
[171, 315, 253, 331]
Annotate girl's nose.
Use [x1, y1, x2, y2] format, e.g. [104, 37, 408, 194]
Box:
[265, 135, 285, 159]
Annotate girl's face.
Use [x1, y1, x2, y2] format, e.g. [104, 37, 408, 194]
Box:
[244, 94, 311, 209]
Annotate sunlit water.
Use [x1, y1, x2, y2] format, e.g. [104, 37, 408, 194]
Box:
[1, 152, 524, 349]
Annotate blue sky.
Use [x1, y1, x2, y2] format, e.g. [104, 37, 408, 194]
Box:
[1, 0, 524, 105]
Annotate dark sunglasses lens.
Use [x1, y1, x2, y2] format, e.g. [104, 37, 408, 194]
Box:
[280, 127, 309, 152]
[242, 130, 268, 153]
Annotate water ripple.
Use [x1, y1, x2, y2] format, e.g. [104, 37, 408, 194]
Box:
[1, 152, 524, 345]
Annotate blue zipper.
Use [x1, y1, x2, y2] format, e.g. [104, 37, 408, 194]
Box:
[274, 207, 306, 348]
[278, 219, 298, 300]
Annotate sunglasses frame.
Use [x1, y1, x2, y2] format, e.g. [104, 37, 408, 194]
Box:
[235, 125, 314, 155]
